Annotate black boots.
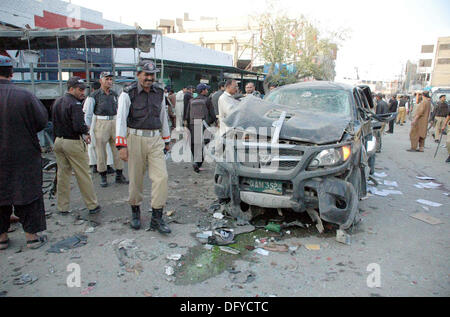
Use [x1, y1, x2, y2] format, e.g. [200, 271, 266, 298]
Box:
[100, 172, 108, 187]
[115, 169, 129, 184]
[149, 208, 171, 234]
[130, 206, 141, 230]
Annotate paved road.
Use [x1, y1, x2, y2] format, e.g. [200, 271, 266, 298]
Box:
[0, 122, 448, 297]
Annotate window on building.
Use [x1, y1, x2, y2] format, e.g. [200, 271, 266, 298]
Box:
[206, 43, 215, 50]
[439, 44, 450, 51]
[421, 45, 434, 53]
[419, 59, 432, 67]
[437, 58, 450, 64]
[222, 43, 232, 51]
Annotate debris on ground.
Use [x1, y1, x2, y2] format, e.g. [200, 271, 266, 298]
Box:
[219, 246, 240, 255]
[143, 291, 152, 297]
[416, 176, 435, 180]
[254, 248, 269, 256]
[232, 224, 256, 236]
[13, 273, 38, 285]
[265, 222, 281, 233]
[166, 210, 175, 217]
[416, 199, 443, 208]
[168, 243, 178, 249]
[305, 244, 321, 251]
[410, 213, 443, 225]
[384, 180, 398, 187]
[415, 182, 441, 189]
[47, 234, 88, 253]
[213, 212, 224, 219]
[81, 282, 96, 295]
[208, 229, 235, 246]
[263, 243, 289, 253]
[85, 227, 95, 234]
[336, 229, 352, 245]
[374, 172, 387, 178]
[167, 254, 182, 261]
[165, 266, 175, 276]
[281, 221, 307, 229]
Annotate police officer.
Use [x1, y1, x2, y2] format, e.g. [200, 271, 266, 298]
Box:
[84, 72, 128, 187]
[52, 77, 101, 215]
[116, 61, 171, 233]
[185, 83, 216, 173]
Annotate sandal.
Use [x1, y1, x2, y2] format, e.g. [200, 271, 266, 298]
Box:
[27, 235, 48, 250]
[0, 238, 9, 250]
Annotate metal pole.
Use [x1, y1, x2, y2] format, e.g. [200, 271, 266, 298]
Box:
[56, 37, 63, 95]
[84, 34, 90, 89]
[111, 34, 115, 84]
[27, 35, 35, 95]
[160, 32, 164, 88]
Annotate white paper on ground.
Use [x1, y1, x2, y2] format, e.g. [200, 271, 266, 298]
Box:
[384, 180, 398, 187]
[416, 176, 435, 180]
[254, 248, 269, 256]
[417, 182, 441, 189]
[374, 172, 387, 178]
[416, 199, 443, 207]
[383, 190, 403, 195]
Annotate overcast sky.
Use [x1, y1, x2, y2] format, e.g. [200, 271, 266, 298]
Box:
[70, 0, 450, 82]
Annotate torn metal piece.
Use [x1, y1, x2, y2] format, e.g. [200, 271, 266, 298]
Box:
[336, 229, 352, 245]
[306, 208, 324, 233]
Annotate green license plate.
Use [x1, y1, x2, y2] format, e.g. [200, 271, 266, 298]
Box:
[246, 178, 283, 195]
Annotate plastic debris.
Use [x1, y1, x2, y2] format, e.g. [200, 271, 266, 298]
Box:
[416, 176, 435, 180]
[85, 227, 95, 233]
[263, 243, 289, 253]
[415, 182, 441, 189]
[374, 172, 387, 178]
[383, 180, 398, 187]
[166, 254, 182, 261]
[213, 213, 224, 219]
[254, 248, 269, 256]
[47, 234, 87, 253]
[166, 210, 175, 217]
[165, 266, 174, 276]
[13, 273, 38, 285]
[410, 213, 443, 225]
[336, 229, 352, 245]
[305, 244, 321, 251]
[219, 246, 240, 255]
[265, 222, 281, 233]
[416, 199, 443, 208]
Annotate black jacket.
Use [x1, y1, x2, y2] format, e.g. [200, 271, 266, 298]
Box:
[0, 79, 48, 205]
[52, 93, 89, 140]
[388, 99, 398, 113]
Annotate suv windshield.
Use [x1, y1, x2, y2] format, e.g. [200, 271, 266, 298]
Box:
[266, 88, 352, 116]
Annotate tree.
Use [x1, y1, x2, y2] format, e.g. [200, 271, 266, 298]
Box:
[253, 3, 346, 92]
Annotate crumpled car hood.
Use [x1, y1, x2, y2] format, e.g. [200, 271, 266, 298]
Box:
[223, 95, 352, 145]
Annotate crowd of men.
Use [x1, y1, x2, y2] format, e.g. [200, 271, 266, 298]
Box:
[0, 55, 264, 250]
[373, 91, 450, 162]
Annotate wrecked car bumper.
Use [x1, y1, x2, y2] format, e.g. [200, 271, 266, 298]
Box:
[214, 142, 359, 229]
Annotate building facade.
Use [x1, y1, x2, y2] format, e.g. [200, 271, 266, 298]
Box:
[431, 36, 450, 87]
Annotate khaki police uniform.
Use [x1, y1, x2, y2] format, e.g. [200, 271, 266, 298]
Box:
[84, 89, 123, 173]
[52, 89, 99, 212]
[116, 83, 171, 209]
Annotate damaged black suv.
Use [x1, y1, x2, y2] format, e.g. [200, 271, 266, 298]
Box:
[213, 81, 393, 231]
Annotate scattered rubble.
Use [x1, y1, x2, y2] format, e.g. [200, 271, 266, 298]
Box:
[410, 213, 443, 225]
[47, 234, 88, 253]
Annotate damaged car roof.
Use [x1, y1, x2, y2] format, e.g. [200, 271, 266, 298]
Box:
[223, 81, 354, 145]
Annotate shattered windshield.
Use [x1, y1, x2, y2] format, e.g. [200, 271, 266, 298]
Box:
[265, 88, 352, 116]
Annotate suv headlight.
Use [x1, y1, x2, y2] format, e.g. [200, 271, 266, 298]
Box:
[309, 146, 351, 168]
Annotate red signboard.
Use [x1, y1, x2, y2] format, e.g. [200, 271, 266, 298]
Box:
[34, 10, 103, 30]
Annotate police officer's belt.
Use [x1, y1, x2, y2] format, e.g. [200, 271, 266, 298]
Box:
[97, 115, 116, 120]
[129, 128, 160, 137]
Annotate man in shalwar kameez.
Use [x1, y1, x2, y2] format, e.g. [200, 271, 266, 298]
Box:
[408, 91, 432, 152]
